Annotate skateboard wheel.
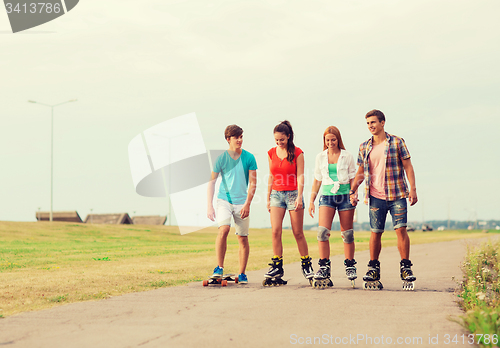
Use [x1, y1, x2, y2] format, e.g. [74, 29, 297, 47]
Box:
[234, 277, 238, 284]
[203, 280, 208, 286]
[221, 280, 228, 286]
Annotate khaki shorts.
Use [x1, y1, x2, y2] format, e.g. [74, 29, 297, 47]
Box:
[216, 199, 250, 236]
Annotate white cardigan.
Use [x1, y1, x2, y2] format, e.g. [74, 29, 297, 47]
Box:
[314, 149, 357, 194]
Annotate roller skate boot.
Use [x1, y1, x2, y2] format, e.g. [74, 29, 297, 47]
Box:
[301, 256, 315, 284]
[363, 260, 383, 290]
[400, 259, 416, 291]
[312, 258, 333, 289]
[344, 259, 357, 288]
[263, 256, 287, 286]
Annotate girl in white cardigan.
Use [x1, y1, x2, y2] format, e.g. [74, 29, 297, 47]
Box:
[308, 126, 358, 288]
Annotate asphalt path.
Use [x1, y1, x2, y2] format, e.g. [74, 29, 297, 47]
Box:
[1, 235, 498, 348]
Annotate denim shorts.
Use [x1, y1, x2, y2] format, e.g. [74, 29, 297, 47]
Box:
[318, 194, 355, 211]
[270, 190, 304, 210]
[369, 196, 407, 233]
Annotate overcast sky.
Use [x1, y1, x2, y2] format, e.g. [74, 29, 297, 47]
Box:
[1, 0, 499, 229]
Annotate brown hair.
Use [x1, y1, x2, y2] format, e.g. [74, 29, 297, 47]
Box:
[224, 124, 243, 141]
[365, 109, 386, 122]
[323, 126, 345, 151]
[274, 120, 296, 164]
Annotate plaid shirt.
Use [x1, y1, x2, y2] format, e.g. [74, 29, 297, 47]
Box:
[357, 132, 411, 204]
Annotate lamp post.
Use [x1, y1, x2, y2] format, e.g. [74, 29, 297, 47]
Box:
[28, 99, 77, 222]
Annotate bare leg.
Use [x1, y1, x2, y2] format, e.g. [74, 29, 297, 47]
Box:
[369, 231, 383, 260]
[216, 225, 231, 267]
[270, 207, 286, 256]
[339, 209, 355, 260]
[395, 227, 410, 259]
[289, 208, 308, 256]
[238, 235, 250, 274]
[318, 206, 336, 259]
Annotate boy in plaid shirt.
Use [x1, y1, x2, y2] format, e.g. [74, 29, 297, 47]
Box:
[350, 110, 418, 289]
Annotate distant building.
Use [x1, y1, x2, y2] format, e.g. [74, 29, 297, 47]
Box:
[84, 213, 133, 224]
[132, 215, 167, 225]
[36, 211, 83, 223]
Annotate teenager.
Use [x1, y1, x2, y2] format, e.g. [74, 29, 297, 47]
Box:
[207, 125, 257, 284]
[350, 109, 418, 290]
[264, 121, 314, 285]
[308, 126, 357, 287]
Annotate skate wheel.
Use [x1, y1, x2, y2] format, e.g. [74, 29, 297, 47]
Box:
[221, 280, 228, 286]
[234, 277, 238, 284]
[203, 280, 208, 286]
[351, 280, 355, 288]
[262, 279, 267, 286]
[402, 281, 414, 291]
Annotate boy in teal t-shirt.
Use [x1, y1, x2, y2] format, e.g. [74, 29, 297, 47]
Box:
[207, 125, 257, 283]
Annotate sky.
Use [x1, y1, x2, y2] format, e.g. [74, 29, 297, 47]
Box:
[1, 0, 499, 230]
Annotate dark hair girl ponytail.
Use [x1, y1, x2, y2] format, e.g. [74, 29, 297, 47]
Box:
[273, 120, 296, 164]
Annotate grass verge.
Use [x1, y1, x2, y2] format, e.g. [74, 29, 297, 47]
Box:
[0, 221, 497, 317]
[457, 240, 500, 347]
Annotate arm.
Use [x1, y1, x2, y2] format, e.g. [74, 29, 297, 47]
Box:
[349, 165, 364, 205]
[295, 153, 304, 210]
[349, 177, 358, 206]
[308, 179, 322, 218]
[207, 171, 219, 221]
[240, 170, 257, 219]
[267, 156, 274, 213]
[402, 158, 417, 206]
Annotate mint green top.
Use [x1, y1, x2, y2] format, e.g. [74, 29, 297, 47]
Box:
[322, 163, 350, 196]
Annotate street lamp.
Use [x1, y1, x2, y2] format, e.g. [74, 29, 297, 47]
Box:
[28, 99, 77, 222]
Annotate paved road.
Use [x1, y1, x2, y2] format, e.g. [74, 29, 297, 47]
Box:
[1, 236, 497, 348]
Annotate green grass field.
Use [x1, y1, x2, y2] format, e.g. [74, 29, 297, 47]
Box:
[457, 240, 500, 347]
[0, 221, 497, 317]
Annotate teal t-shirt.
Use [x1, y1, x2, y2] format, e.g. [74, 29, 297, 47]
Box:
[214, 149, 258, 204]
[322, 163, 350, 196]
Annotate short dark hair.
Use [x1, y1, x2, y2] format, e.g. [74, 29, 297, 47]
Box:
[365, 109, 385, 122]
[224, 124, 243, 140]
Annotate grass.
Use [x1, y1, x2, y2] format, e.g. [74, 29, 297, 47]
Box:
[457, 240, 500, 347]
[0, 221, 497, 317]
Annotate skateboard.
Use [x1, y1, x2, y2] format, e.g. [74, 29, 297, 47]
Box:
[202, 274, 238, 287]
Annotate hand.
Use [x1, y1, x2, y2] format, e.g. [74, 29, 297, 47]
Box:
[240, 203, 250, 219]
[294, 196, 303, 211]
[267, 200, 271, 213]
[349, 192, 359, 206]
[308, 203, 315, 218]
[409, 188, 418, 206]
[207, 206, 216, 221]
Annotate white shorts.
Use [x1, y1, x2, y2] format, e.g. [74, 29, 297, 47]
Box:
[216, 199, 250, 236]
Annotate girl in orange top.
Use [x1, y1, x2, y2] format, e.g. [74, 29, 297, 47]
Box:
[264, 120, 314, 285]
